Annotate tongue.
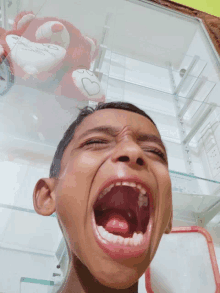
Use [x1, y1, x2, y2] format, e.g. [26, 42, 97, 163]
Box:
[102, 211, 129, 236]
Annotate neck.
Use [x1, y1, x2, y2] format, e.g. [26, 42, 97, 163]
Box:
[57, 255, 138, 293]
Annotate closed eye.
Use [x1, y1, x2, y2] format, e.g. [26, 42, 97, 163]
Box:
[144, 148, 167, 161]
[81, 140, 167, 162]
[82, 139, 108, 147]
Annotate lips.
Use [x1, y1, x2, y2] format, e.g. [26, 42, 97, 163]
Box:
[91, 177, 154, 260]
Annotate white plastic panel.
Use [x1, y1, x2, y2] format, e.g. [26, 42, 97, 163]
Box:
[149, 231, 218, 293]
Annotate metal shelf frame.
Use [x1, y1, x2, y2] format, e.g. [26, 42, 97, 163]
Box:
[95, 43, 218, 177]
[178, 76, 207, 119]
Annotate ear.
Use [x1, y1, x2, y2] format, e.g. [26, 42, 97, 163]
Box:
[33, 178, 56, 216]
[165, 210, 173, 234]
[17, 13, 35, 30]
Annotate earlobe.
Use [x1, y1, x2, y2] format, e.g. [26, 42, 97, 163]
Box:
[33, 178, 56, 216]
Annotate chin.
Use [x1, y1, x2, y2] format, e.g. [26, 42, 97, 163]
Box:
[98, 277, 138, 290]
[92, 266, 139, 289]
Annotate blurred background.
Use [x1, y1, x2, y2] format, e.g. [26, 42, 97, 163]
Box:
[0, 0, 220, 292]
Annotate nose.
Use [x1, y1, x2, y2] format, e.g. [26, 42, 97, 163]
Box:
[51, 23, 64, 33]
[112, 140, 146, 168]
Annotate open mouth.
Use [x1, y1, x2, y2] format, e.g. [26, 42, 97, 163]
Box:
[92, 180, 153, 260]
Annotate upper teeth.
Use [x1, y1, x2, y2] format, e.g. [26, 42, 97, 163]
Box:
[98, 181, 149, 207]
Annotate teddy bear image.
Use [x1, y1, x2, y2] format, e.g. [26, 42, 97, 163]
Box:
[0, 11, 105, 102]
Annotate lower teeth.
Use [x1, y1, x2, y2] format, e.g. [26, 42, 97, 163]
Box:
[97, 225, 144, 246]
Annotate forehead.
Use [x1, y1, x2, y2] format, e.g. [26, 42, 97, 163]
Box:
[74, 109, 160, 139]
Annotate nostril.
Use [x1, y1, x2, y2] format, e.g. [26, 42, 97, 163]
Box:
[137, 158, 144, 166]
[118, 156, 144, 166]
[118, 156, 129, 162]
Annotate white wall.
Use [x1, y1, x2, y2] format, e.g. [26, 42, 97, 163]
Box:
[0, 160, 48, 208]
[0, 248, 56, 293]
[0, 157, 62, 292]
[214, 245, 220, 273]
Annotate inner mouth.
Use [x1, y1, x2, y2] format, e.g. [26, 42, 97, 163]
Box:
[93, 185, 150, 238]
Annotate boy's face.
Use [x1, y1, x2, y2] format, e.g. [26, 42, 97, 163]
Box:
[36, 109, 172, 289]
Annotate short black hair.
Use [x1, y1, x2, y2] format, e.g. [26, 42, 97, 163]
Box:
[49, 101, 157, 178]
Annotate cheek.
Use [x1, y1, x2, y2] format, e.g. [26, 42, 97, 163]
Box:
[70, 152, 103, 173]
[159, 174, 172, 236]
[55, 184, 87, 261]
[151, 166, 172, 238]
[54, 155, 103, 253]
[60, 153, 103, 186]
[153, 164, 172, 197]
[158, 171, 172, 214]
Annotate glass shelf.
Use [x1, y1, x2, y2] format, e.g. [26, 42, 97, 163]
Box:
[20, 277, 54, 287]
[0, 85, 88, 147]
[177, 77, 216, 120]
[0, 204, 61, 256]
[102, 73, 220, 142]
[99, 49, 220, 154]
[2, 80, 218, 155]
[207, 211, 220, 227]
[99, 50, 215, 99]
[170, 169, 220, 185]
[170, 170, 220, 223]
[0, 75, 217, 153]
[102, 50, 207, 78]
[102, 73, 218, 108]
[0, 169, 219, 217]
[174, 54, 207, 77]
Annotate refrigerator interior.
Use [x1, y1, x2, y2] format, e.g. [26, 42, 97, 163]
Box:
[0, 0, 220, 292]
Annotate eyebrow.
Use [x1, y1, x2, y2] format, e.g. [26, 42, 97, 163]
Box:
[77, 126, 167, 152]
